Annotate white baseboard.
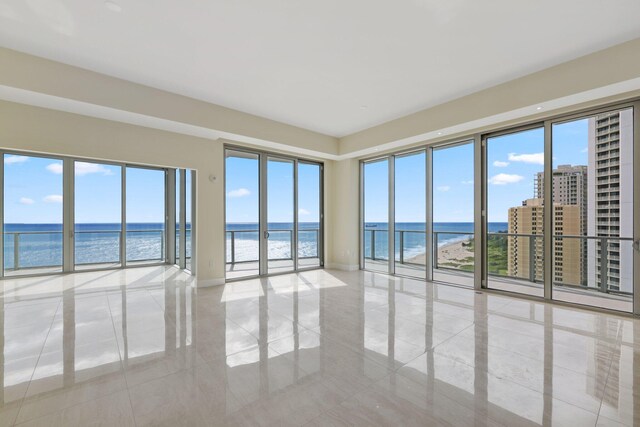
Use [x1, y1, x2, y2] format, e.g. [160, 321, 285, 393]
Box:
[325, 263, 359, 271]
[196, 278, 226, 288]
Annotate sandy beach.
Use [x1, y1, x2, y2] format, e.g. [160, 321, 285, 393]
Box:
[407, 238, 474, 269]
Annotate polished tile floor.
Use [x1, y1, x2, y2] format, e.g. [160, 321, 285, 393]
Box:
[0, 266, 638, 426]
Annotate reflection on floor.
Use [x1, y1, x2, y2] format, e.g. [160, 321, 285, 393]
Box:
[0, 266, 638, 426]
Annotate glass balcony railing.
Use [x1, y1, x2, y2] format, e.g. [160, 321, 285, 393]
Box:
[126, 229, 165, 263]
[363, 229, 632, 296]
[225, 229, 320, 264]
[75, 230, 121, 265]
[3, 231, 63, 272]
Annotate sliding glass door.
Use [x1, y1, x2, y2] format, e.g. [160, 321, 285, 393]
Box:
[551, 107, 635, 311]
[298, 162, 322, 269]
[484, 127, 545, 298]
[394, 151, 426, 279]
[3, 154, 64, 276]
[125, 167, 166, 265]
[225, 148, 323, 279]
[74, 161, 122, 269]
[359, 101, 638, 314]
[267, 157, 295, 274]
[362, 159, 389, 273]
[432, 142, 475, 287]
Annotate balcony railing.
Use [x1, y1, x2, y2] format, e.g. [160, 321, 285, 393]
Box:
[3, 229, 165, 273]
[225, 229, 320, 264]
[4, 231, 63, 271]
[363, 229, 632, 296]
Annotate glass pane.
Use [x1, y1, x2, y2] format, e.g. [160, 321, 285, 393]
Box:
[185, 171, 192, 271]
[486, 128, 544, 297]
[126, 167, 165, 263]
[74, 162, 122, 268]
[226, 150, 260, 279]
[175, 170, 181, 264]
[552, 108, 634, 312]
[298, 163, 321, 269]
[433, 142, 475, 287]
[268, 158, 294, 274]
[4, 154, 63, 275]
[363, 159, 389, 273]
[394, 151, 425, 279]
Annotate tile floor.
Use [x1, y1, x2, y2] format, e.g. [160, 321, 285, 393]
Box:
[0, 266, 638, 426]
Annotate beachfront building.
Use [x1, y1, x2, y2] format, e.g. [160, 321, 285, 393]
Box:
[536, 165, 589, 285]
[587, 110, 634, 293]
[508, 198, 582, 285]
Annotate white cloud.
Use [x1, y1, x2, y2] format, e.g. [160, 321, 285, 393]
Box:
[75, 162, 113, 176]
[493, 160, 509, 167]
[507, 152, 544, 165]
[4, 155, 28, 165]
[488, 173, 524, 185]
[227, 188, 250, 198]
[298, 208, 310, 215]
[436, 185, 450, 192]
[580, 147, 588, 153]
[46, 163, 63, 174]
[461, 180, 474, 185]
[43, 194, 63, 203]
[19, 197, 34, 205]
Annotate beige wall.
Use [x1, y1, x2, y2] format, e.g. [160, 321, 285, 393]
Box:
[326, 159, 360, 270]
[0, 47, 339, 159]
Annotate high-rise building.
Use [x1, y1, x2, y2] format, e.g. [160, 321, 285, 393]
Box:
[508, 198, 582, 284]
[587, 110, 634, 293]
[536, 164, 588, 285]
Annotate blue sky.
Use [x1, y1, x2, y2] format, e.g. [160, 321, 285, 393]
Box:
[5, 119, 588, 225]
[363, 119, 589, 223]
[225, 155, 321, 224]
[4, 155, 167, 224]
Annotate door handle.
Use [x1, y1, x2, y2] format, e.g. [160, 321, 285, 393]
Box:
[264, 231, 270, 239]
[634, 239, 640, 252]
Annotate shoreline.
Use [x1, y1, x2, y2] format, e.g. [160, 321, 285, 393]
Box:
[406, 238, 474, 269]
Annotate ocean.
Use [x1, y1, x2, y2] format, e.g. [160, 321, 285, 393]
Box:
[4, 223, 182, 270]
[3, 222, 508, 270]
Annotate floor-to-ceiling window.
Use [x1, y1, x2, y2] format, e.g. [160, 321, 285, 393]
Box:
[360, 100, 638, 314]
[175, 169, 181, 265]
[225, 147, 323, 279]
[394, 151, 426, 279]
[3, 154, 64, 276]
[551, 107, 634, 312]
[362, 159, 389, 273]
[0, 151, 192, 277]
[267, 157, 295, 275]
[485, 127, 545, 298]
[297, 162, 322, 269]
[125, 167, 166, 265]
[74, 161, 122, 269]
[432, 141, 475, 287]
[185, 171, 193, 271]
[225, 150, 260, 279]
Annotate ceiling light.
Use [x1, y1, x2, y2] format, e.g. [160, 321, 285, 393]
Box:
[104, 1, 122, 12]
[536, 106, 543, 111]
[437, 132, 442, 135]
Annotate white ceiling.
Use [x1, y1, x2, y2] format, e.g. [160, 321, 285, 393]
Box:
[1, 1, 639, 138]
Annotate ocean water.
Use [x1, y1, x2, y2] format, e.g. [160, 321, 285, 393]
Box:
[226, 222, 320, 263]
[363, 222, 508, 261]
[3, 223, 184, 270]
[3, 222, 507, 270]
